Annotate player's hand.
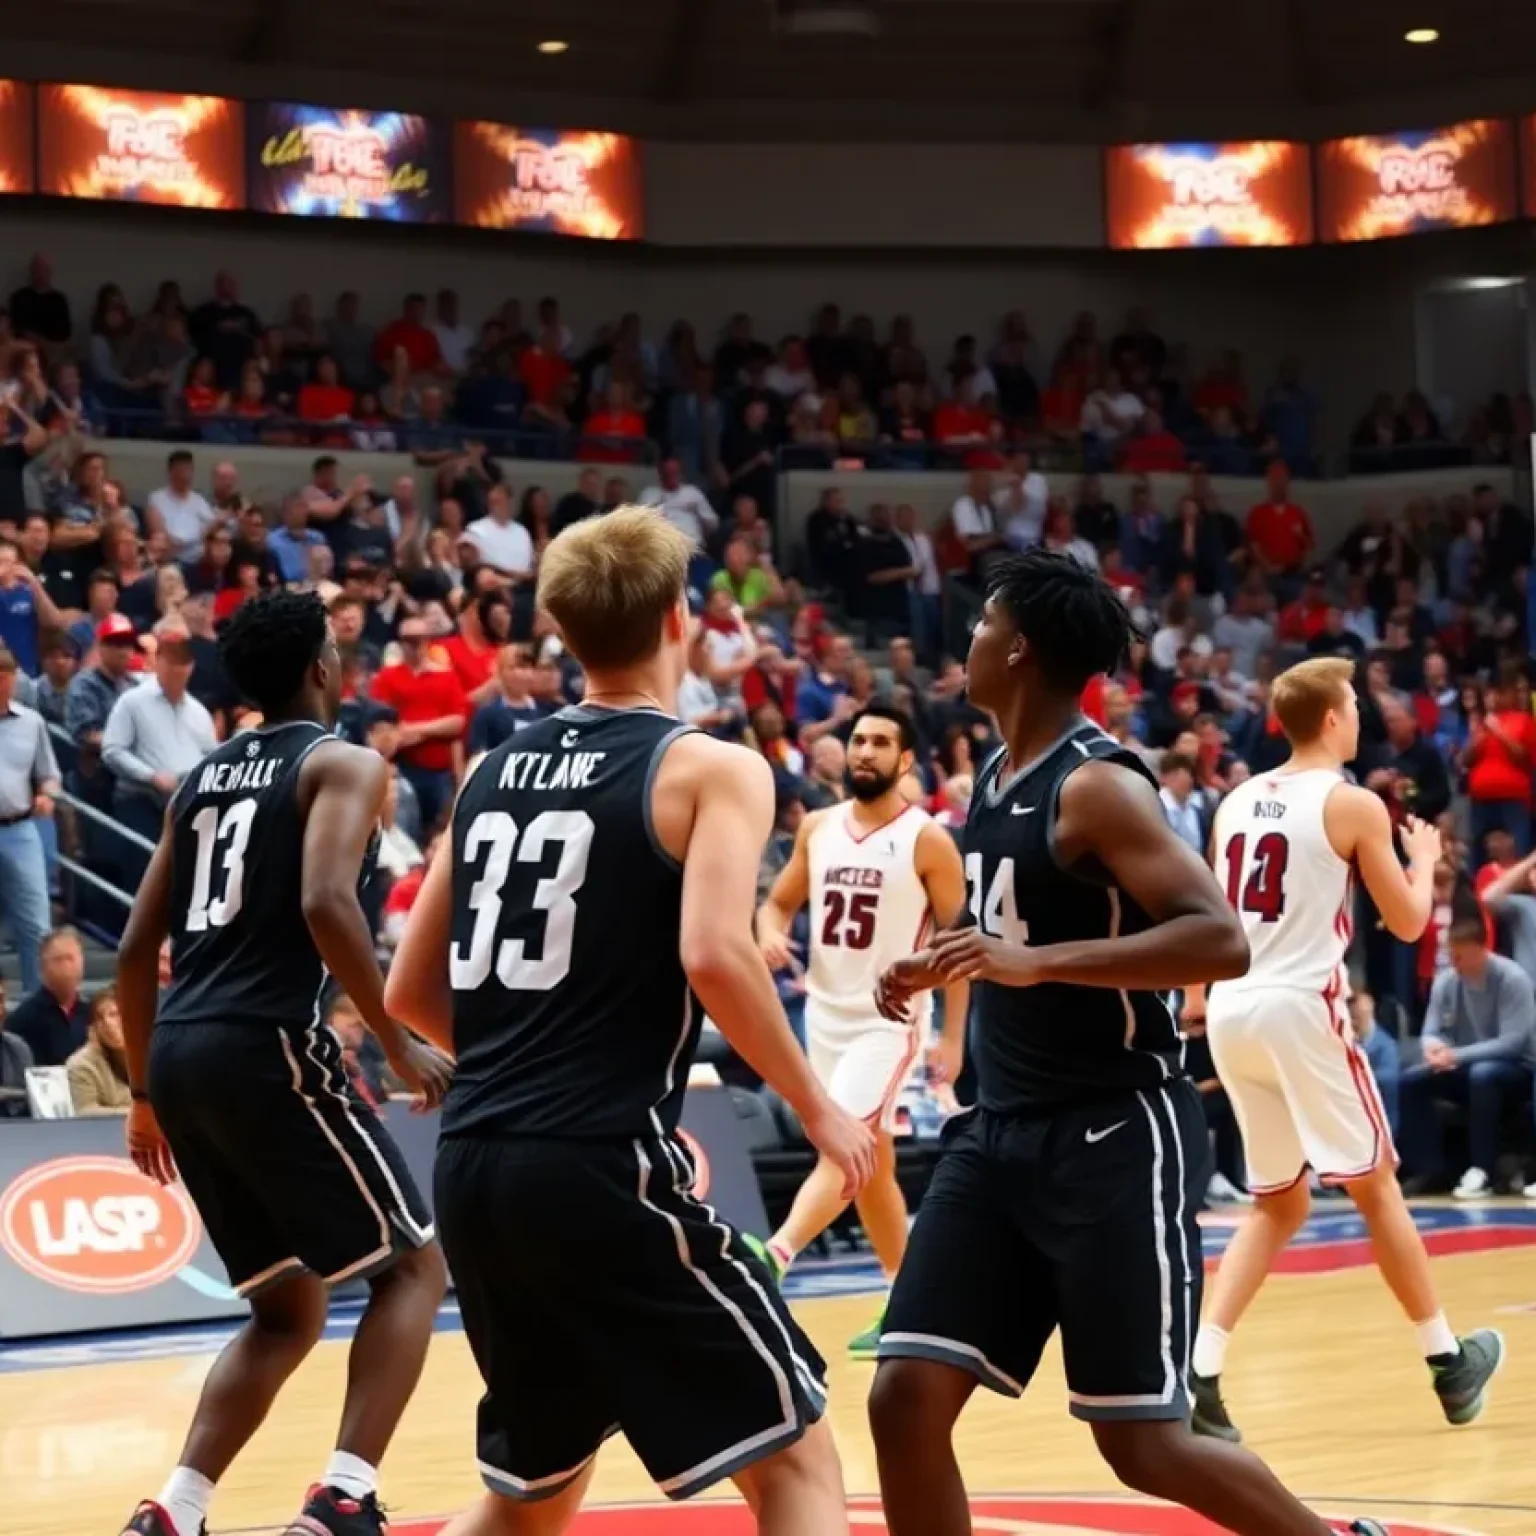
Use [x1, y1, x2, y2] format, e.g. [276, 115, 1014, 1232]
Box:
[802, 1095, 877, 1200]
[758, 928, 800, 974]
[930, 928, 1041, 987]
[875, 950, 943, 1021]
[1398, 814, 1442, 868]
[926, 1031, 963, 1087]
[126, 1099, 176, 1186]
[385, 1035, 454, 1112]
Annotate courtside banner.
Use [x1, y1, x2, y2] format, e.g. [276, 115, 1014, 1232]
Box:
[0, 1086, 762, 1339]
[0, 81, 35, 194]
[36, 84, 244, 207]
[246, 102, 452, 222]
[1105, 142, 1313, 248]
[1316, 118, 1518, 242]
[454, 123, 642, 239]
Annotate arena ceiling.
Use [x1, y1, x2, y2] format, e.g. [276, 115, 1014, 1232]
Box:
[10, 0, 1536, 142]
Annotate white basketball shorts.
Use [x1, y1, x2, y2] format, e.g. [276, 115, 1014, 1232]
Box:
[1206, 985, 1397, 1193]
[804, 1006, 921, 1133]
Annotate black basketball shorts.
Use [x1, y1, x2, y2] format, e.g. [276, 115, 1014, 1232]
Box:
[149, 1020, 434, 1296]
[879, 1079, 1205, 1422]
[434, 1131, 827, 1502]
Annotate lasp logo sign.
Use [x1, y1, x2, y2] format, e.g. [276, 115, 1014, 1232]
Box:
[0, 1156, 201, 1294]
[391, 1496, 1470, 1534]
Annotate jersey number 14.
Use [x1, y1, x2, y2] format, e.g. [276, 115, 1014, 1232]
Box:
[1223, 832, 1289, 923]
[964, 853, 1028, 943]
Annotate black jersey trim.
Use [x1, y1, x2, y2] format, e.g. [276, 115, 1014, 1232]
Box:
[981, 714, 1091, 808]
[642, 724, 699, 873]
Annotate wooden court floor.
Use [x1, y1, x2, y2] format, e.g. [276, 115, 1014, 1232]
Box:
[6, 1210, 1535, 1535]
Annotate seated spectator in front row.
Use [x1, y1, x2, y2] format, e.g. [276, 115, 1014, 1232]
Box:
[8, 927, 89, 1068]
[66, 987, 132, 1114]
[1399, 919, 1536, 1199]
[1348, 986, 1400, 1137]
[0, 979, 34, 1118]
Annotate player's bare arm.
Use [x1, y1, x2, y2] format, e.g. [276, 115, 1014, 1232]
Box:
[1326, 783, 1439, 941]
[657, 732, 876, 1200]
[756, 807, 824, 971]
[117, 803, 179, 1185]
[932, 759, 1249, 990]
[915, 820, 970, 1082]
[299, 740, 451, 1108]
[383, 833, 455, 1056]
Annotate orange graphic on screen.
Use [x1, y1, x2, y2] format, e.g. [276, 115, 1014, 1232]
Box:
[1318, 119, 1516, 242]
[455, 124, 641, 240]
[1521, 115, 1536, 218]
[1106, 142, 1313, 249]
[0, 81, 35, 195]
[38, 85, 244, 208]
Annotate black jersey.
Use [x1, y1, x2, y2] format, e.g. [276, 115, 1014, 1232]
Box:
[442, 705, 701, 1141]
[963, 717, 1181, 1112]
[157, 721, 351, 1031]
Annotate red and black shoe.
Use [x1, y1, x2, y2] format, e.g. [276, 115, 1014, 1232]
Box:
[284, 1484, 388, 1536]
[119, 1501, 204, 1536]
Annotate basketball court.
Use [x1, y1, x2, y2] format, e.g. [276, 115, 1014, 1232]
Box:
[5, 1202, 1533, 1535]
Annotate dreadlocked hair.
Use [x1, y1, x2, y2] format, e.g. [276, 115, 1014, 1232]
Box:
[219, 588, 328, 714]
[986, 548, 1139, 693]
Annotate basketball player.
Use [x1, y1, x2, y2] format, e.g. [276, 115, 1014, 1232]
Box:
[869, 552, 1391, 1536]
[1188, 656, 1503, 1442]
[114, 591, 452, 1536]
[756, 702, 968, 1357]
[383, 508, 876, 1536]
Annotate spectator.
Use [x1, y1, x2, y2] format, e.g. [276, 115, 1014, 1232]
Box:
[678, 624, 734, 733]
[1245, 461, 1313, 590]
[1371, 695, 1452, 823]
[722, 399, 778, 515]
[369, 615, 468, 829]
[144, 449, 219, 562]
[803, 734, 848, 809]
[9, 253, 71, 352]
[295, 353, 355, 429]
[1479, 843, 1536, 977]
[379, 345, 423, 422]
[7, 926, 88, 1067]
[1, 387, 47, 531]
[1399, 919, 1536, 1198]
[1212, 585, 1275, 680]
[465, 483, 535, 589]
[1122, 407, 1187, 474]
[950, 465, 1005, 577]
[711, 534, 784, 621]
[668, 366, 724, 483]
[553, 467, 604, 535]
[1278, 567, 1332, 645]
[101, 621, 218, 856]
[1158, 751, 1210, 855]
[0, 535, 64, 678]
[0, 644, 59, 996]
[581, 381, 648, 464]
[1348, 987, 1399, 1137]
[66, 614, 139, 750]
[1039, 499, 1099, 570]
[518, 314, 573, 417]
[764, 336, 814, 401]
[1260, 356, 1319, 469]
[0, 978, 32, 1118]
[374, 292, 442, 375]
[267, 493, 326, 584]
[468, 643, 547, 753]
[189, 270, 261, 389]
[891, 503, 942, 664]
[996, 451, 1048, 550]
[796, 632, 856, 746]
[1465, 667, 1536, 853]
[1080, 367, 1145, 457]
[325, 290, 375, 391]
[640, 457, 718, 550]
[32, 637, 76, 728]
[431, 289, 475, 374]
[931, 372, 995, 451]
[66, 987, 132, 1114]
[856, 503, 919, 646]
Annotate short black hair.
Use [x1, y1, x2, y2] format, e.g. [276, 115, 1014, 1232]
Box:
[987, 549, 1138, 694]
[167, 449, 193, 469]
[313, 454, 338, 475]
[849, 701, 916, 753]
[220, 589, 328, 714]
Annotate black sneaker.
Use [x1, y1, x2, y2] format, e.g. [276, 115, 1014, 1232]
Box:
[1430, 1328, 1505, 1426]
[1348, 1521, 1390, 1535]
[120, 1502, 204, 1536]
[1189, 1371, 1242, 1443]
[284, 1485, 388, 1535]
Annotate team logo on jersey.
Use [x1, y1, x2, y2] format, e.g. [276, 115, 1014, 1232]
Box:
[245, 739, 261, 757]
[0, 1156, 202, 1295]
[675, 1129, 712, 1201]
[391, 1496, 1467, 1533]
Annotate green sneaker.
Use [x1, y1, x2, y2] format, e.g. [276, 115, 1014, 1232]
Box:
[848, 1312, 885, 1360]
[1189, 1372, 1242, 1443]
[742, 1234, 785, 1286]
[1430, 1328, 1505, 1426]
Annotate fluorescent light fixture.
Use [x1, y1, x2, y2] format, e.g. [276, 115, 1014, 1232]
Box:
[536, 39, 570, 54]
[1404, 27, 1439, 43]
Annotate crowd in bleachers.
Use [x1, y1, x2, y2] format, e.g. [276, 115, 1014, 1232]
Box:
[0, 251, 1533, 1201]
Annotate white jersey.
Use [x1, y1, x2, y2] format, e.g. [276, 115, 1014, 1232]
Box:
[1210, 767, 1353, 1000]
[805, 801, 934, 1025]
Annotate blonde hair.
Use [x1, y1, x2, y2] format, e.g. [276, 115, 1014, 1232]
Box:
[1271, 656, 1355, 744]
[536, 506, 690, 671]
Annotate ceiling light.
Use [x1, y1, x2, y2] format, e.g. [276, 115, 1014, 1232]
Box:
[1404, 27, 1439, 44]
[536, 39, 569, 54]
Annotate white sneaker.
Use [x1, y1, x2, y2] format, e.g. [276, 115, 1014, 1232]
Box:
[1453, 1167, 1491, 1200]
[1524, 1179, 1536, 1200]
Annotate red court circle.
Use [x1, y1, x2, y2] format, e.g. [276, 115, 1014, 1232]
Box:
[393, 1494, 1474, 1534]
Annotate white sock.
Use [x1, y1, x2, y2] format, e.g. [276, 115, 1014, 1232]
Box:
[1415, 1312, 1459, 1360]
[157, 1467, 214, 1536]
[1191, 1324, 1231, 1379]
[768, 1238, 796, 1272]
[323, 1451, 378, 1501]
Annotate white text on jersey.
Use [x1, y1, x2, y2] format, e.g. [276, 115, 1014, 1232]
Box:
[497, 750, 608, 793]
[196, 757, 283, 796]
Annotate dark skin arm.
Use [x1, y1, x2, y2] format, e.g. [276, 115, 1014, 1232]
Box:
[118, 804, 178, 1183]
[298, 742, 451, 1108]
[930, 760, 1250, 989]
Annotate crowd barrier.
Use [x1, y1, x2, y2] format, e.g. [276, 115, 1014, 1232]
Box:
[0, 1080, 765, 1341]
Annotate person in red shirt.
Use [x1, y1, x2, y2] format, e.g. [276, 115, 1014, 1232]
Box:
[181, 357, 225, 418]
[519, 324, 573, 413]
[1277, 567, 1331, 643]
[1120, 407, 1187, 474]
[373, 293, 442, 375]
[931, 372, 997, 450]
[440, 593, 502, 706]
[1244, 461, 1313, 584]
[296, 354, 355, 426]
[580, 381, 649, 464]
[214, 555, 264, 623]
[1466, 674, 1536, 854]
[1473, 826, 1517, 896]
[368, 616, 469, 830]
